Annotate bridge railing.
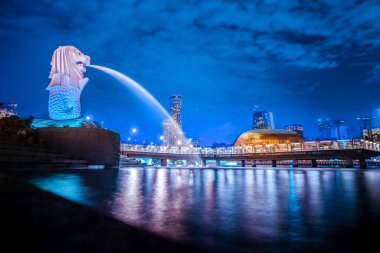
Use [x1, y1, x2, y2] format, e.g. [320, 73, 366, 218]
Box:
[120, 139, 380, 155]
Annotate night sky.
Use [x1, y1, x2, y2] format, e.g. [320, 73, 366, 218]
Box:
[1, 0, 380, 145]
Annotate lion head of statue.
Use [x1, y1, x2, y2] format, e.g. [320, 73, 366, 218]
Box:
[47, 46, 91, 90]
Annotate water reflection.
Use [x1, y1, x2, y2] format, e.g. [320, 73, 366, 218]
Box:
[25, 168, 380, 253]
[30, 173, 89, 204]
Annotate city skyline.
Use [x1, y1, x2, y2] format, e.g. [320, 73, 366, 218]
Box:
[1, 1, 380, 145]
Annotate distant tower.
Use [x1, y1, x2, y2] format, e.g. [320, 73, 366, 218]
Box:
[317, 119, 331, 139]
[252, 106, 274, 130]
[170, 95, 182, 127]
[162, 95, 184, 146]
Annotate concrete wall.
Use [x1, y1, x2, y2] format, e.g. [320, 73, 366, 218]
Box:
[34, 128, 120, 168]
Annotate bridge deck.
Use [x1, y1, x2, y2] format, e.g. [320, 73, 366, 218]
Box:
[122, 148, 380, 161]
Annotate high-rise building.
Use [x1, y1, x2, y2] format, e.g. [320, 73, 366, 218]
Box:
[317, 119, 331, 139]
[162, 95, 184, 146]
[357, 117, 372, 139]
[372, 109, 380, 128]
[364, 128, 380, 141]
[252, 106, 274, 130]
[317, 119, 353, 140]
[0, 102, 17, 118]
[285, 124, 304, 137]
[170, 95, 182, 127]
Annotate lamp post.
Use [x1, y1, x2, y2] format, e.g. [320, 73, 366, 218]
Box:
[130, 127, 138, 144]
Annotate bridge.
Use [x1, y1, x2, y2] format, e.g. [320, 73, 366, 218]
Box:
[121, 139, 380, 168]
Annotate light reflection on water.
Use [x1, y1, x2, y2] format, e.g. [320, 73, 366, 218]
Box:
[25, 168, 380, 253]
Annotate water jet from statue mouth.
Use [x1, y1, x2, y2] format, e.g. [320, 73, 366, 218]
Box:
[87, 64, 196, 158]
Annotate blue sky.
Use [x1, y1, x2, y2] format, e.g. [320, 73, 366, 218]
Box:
[1, 0, 380, 145]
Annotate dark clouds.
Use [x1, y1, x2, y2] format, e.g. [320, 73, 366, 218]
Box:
[0, 0, 379, 144]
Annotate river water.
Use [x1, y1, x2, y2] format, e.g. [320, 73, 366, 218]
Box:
[22, 167, 380, 252]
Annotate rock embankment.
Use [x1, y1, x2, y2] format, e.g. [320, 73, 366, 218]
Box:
[0, 173, 206, 253]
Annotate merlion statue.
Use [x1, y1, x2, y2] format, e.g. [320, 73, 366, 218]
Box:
[47, 46, 90, 120]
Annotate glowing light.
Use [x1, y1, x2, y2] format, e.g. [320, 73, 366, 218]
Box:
[132, 128, 137, 133]
[159, 135, 164, 141]
[86, 116, 91, 120]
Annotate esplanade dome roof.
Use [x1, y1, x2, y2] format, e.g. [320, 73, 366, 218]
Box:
[234, 129, 304, 146]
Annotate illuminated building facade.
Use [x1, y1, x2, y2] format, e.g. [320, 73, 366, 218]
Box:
[170, 95, 182, 127]
[364, 128, 380, 141]
[162, 95, 184, 146]
[0, 102, 17, 118]
[357, 117, 372, 139]
[285, 124, 304, 137]
[317, 119, 353, 140]
[317, 119, 331, 139]
[234, 129, 304, 147]
[252, 106, 274, 130]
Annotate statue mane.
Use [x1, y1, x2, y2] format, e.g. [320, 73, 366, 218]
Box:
[47, 46, 90, 90]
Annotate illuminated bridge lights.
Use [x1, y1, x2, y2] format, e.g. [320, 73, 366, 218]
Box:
[120, 139, 380, 155]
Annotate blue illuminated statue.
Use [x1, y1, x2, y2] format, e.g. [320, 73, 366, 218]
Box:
[47, 46, 90, 120]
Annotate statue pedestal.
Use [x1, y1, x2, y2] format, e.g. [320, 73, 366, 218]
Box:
[33, 128, 120, 168]
[32, 118, 100, 128]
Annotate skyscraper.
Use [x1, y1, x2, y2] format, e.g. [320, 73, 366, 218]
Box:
[170, 95, 182, 127]
[357, 117, 372, 140]
[162, 95, 184, 146]
[317, 119, 331, 139]
[252, 106, 274, 130]
[317, 119, 353, 140]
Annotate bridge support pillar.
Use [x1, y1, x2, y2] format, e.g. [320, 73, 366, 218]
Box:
[292, 160, 299, 168]
[215, 160, 221, 167]
[311, 159, 317, 168]
[345, 159, 354, 168]
[201, 159, 207, 167]
[251, 160, 256, 167]
[359, 159, 366, 169]
[271, 160, 277, 168]
[241, 160, 246, 167]
[160, 158, 167, 167]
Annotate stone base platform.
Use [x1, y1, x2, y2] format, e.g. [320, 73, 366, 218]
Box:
[33, 128, 120, 168]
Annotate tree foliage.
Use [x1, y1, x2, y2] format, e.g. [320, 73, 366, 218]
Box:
[0, 115, 34, 136]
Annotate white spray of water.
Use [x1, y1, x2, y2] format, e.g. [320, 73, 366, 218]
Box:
[88, 64, 185, 144]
